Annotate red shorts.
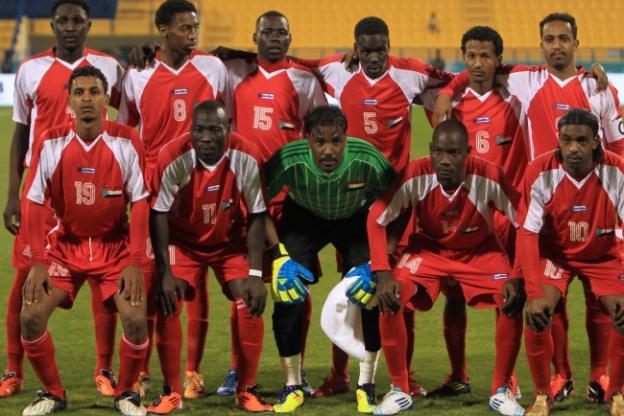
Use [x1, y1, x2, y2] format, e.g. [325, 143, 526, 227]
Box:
[170, 244, 250, 300]
[393, 240, 511, 310]
[535, 255, 624, 300]
[47, 233, 130, 308]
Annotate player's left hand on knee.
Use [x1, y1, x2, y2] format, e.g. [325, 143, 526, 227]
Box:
[118, 265, 144, 307]
[376, 270, 401, 314]
[270, 243, 315, 304]
[524, 297, 552, 332]
[345, 263, 377, 307]
[244, 276, 267, 317]
[501, 278, 526, 316]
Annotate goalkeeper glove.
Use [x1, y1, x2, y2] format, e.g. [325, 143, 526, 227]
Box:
[345, 263, 377, 307]
[270, 243, 314, 304]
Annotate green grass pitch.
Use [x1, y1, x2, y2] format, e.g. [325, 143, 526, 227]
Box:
[0, 106, 607, 414]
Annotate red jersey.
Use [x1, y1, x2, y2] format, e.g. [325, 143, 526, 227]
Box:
[12, 48, 124, 167]
[450, 87, 527, 189]
[227, 58, 326, 162]
[117, 49, 229, 168]
[518, 150, 624, 297]
[151, 132, 266, 252]
[25, 121, 148, 238]
[442, 66, 624, 160]
[316, 55, 453, 172]
[368, 156, 518, 271]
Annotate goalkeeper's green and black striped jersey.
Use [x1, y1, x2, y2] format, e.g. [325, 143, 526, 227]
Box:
[264, 137, 396, 220]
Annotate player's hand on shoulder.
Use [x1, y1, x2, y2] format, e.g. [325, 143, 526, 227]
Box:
[270, 243, 314, 304]
[22, 263, 51, 305]
[501, 278, 526, 316]
[345, 263, 377, 308]
[3, 196, 20, 235]
[433, 94, 452, 127]
[584, 63, 609, 92]
[118, 265, 144, 307]
[128, 42, 158, 71]
[341, 50, 359, 73]
[524, 297, 552, 332]
[243, 276, 267, 317]
[156, 271, 187, 316]
[375, 270, 401, 314]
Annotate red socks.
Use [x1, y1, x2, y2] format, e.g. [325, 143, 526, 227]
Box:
[380, 307, 409, 392]
[585, 294, 611, 380]
[184, 284, 209, 373]
[404, 309, 415, 369]
[524, 325, 553, 396]
[115, 334, 149, 395]
[443, 303, 468, 381]
[606, 328, 624, 400]
[88, 279, 117, 374]
[22, 331, 64, 398]
[491, 311, 523, 393]
[550, 302, 572, 378]
[229, 302, 240, 371]
[156, 313, 183, 393]
[234, 298, 263, 391]
[6, 269, 27, 378]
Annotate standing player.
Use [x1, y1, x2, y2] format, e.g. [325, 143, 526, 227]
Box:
[117, 0, 229, 403]
[20, 66, 149, 416]
[265, 105, 396, 413]
[436, 13, 623, 402]
[368, 120, 522, 415]
[423, 27, 527, 405]
[149, 101, 272, 413]
[518, 109, 624, 416]
[2, 0, 124, 398]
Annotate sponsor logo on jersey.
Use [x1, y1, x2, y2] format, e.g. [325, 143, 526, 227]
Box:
[474, 117, 491, 124]
[496, 136, 512, 145]
[362, 99, 378, 106]
[596, 228, 615, 236]
[492, 273, 508, 280]
[171, 89, 188, 95]
[205, 185, 220, 192]
[460, 226, 480, 233]
[258, 93, 275, 100]
[570, 205, 588, 212]
[346, 180, 366, 190]
[554, 103, 570, 110]
[443, 210, 458, 217]
[78, 167, 96, 174]
[279, 120, 296, 130]
[387, 117, 404, 128]
[102, 188, 123, 197]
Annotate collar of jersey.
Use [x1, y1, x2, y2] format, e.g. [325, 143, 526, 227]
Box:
[196, 150, 227, 172]
[51, 47, 88, 70]
[358, 65, 389, 85]
[307, 142, 351, 178]
[257, 57, 290, 72]
[154, 49, 194, 75]
[71, 129, 103, 152]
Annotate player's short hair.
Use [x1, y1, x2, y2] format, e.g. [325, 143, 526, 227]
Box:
[432, 119, 469, 146]
[256, 10, 288, 30]
[354, 17, 389, 39]
[193, 100, 227, 117]
[304, 105, 348, 135]
[539, 12, 577, 39]
[557, 108, 599, 137]
[155, 0, 197, 28]
[51, 0, 90, 18]
[461, 26, 503, 56]
[68, 65, 108, 93]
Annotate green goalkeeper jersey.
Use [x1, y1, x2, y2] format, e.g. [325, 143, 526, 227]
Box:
[264, 137, 396, 220]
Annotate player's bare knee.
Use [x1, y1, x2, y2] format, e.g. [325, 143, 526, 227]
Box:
[20, 306, 46, 339]
[119, 309, 147, 340]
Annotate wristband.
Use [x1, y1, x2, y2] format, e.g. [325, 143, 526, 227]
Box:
[249, 268, 263, 278]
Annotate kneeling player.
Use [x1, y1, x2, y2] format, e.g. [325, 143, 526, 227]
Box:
[20, 66, 149, 416]
[148, 101, 271, 414]
[368, 120, 524, 415]
[519, 109, 624, 416]
[264, 105, 396, 413]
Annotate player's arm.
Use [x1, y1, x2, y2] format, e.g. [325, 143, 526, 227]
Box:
[244, 212, 268, 316]
[598, 84, 624, 156]
[119, 198, 148, 307]
[3, 122, 30, 235]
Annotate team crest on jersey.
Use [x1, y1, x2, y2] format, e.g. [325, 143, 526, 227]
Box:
[205, 185, 220, 192]
[78, 167, 96, 174]
[172, 88, 188, 95]
[474, 117, 490, 124]
[570, 205, 588, 212]
[554, 103, 570, 110]
[460, 226, 479, 233]
[258, 93, 275, 100]
[496, 136, 512, 145]
[346, 180, 365, 190]
[102, 189, 123, 197]
[362, 99, 378, 106]
[443, 210, 458, 217]
[279, 120, 296, 131]
[596, 228, 615, 237]
[221, 199, 233, 210]
[388, 117, 404, 128]
[492, 273, 508, 280]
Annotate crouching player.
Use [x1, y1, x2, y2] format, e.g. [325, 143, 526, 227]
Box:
[264, 105, 396, 413]
[20, 66, 149, 416]
[520, 108, 624, 416]
[368, 119, 524, 415]
[148, 100, 271, 414]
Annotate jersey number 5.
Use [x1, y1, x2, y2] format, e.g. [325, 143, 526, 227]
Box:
[363, 112, 378, 134]
[75, 181, 96, 206]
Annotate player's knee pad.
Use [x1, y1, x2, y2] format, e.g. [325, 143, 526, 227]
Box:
[272, 302, 304, 356]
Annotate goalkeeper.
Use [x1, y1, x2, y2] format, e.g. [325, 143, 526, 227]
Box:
[264, 105, 396, 413]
